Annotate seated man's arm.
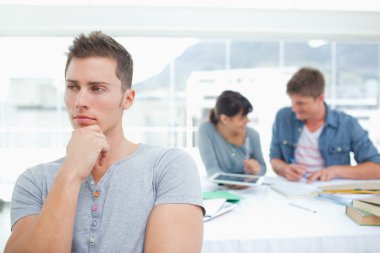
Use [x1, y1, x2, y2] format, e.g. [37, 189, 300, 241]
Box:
[144, 204, 203, 253]
[308, 162, 380, 182]
[5, 169, 82, 253]
[336, 162, 380, 179]
[145, 148, 204, 252]
[5, 125, 109, 253]
[269, 109, 306, 181]
[271, 158, 288, 177]
[271, 158, 306, 181]
[309, 117, 380, 182]
[349, 116, 380, 179]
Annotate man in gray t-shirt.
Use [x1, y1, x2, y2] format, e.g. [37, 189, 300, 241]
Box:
[5, 32, 204, 253]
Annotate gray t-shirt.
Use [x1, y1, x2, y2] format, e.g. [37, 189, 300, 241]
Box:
[198, 121, 266, 176]
[10, 144, 204, 253]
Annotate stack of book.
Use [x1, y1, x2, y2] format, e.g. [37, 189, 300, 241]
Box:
[318, 182, 380, 226]
[347, 197, 380, 226]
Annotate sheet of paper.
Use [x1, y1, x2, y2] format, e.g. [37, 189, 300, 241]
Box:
[271, 182, 317, 198]
[204, 199, 226, 217]
[203, 200, 237, 222]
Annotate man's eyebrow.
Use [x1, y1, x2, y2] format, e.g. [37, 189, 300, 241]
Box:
[66, 79, 78, 84]
[65, 80, 110, 86]
[88, 81, 110, 86]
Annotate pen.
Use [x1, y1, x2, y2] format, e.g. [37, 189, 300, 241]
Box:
[243, 137, 250, 172]
[289, 202, 317, 213]
[245, 137, 250, 160]
[289, 157, 308, 179]
[317, 193, 352, 205]
[321, 189, 380, 194]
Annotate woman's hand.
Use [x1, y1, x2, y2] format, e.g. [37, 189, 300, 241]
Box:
[244, 159, 261, 175]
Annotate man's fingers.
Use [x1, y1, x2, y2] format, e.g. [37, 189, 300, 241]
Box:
[328, 174, 334, 181]
[97, 140, 110, 167]
[307, 171, 321, 183]
[286, 169, 302, 181]
[285, 165, 305, 181]
[98, 151, 106, 167]
[321, 171, 329, 181]
[295, 166, 306, 175]
[288, 164, 306, 175]
[80, 124, 102, 132]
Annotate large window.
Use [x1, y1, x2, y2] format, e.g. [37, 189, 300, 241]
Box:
[1, 37, 380, 201]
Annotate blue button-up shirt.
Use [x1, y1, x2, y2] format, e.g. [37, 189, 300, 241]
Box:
[270, 103, 380, 167]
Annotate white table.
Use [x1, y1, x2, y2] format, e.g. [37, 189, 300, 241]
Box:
[202, 178, 380, 253]
[2, 176, 380, 253]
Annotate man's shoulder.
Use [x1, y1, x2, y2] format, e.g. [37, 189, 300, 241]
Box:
[138, 143, 175, 154]
[137, 144, 190, 161]
[15, 157, 64, 188]
[330, 108, 353, 118]
[275, 107, 294, 119]
[24, 157, 64, 175]
[328, 107, 357, 125]
[138, 145, 196, 175]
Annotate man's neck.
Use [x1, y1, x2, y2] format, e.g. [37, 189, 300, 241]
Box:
[91, 130, 138, 182]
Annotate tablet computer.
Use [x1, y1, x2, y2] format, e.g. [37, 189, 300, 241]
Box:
[209, 172, 264, 187]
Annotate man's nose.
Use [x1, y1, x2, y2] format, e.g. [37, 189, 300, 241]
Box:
[75, 89, 90, 108]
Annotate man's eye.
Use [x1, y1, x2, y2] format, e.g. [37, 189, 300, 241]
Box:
[92, 86, 104, 92]
[67, 85, 78, 90]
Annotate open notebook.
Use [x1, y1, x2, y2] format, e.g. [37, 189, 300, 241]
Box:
[271, 182, 317, 198]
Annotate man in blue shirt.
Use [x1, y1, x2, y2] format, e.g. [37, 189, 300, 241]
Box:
[270, 67, 380, 182]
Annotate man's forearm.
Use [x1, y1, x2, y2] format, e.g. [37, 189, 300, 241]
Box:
[332, 162, 380, 180]
[5, 166, 83, 253]
[270, 158, 288, 177]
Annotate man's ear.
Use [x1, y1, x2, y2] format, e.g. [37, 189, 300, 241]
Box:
[317, 94, 324, 103]
[121, 89, 135, 110]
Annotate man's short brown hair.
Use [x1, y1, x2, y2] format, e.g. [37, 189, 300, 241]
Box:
[65, 31, 133, 91]
[287, 67, 325, 98]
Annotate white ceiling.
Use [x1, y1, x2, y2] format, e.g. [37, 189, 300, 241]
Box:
[0, 3, 380, 40]
[0, 0, 380, 11]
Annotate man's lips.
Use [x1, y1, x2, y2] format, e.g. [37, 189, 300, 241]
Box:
[73, 114, 96, 124]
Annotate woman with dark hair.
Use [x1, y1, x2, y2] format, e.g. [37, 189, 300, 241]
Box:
[198, 90, 266, 179]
